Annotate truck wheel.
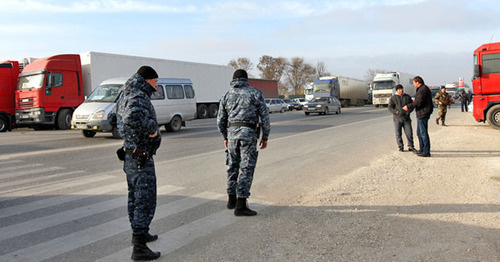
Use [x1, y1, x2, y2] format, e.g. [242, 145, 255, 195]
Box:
[166, 115, 182, 132]
[0, 115, 8, 132]
[197, 104, 208, 119]
[280, 108, 285, 113]
[305, 112, 310, 116]
[57, 109, 72, 130]
[336, 107, 341, 114]
[325, 108, 329, 115]
[82, 130, 96, 138]
[111, 127, 122, 139]
[486, 104, 500, 129]
[208, 104, 219, 118]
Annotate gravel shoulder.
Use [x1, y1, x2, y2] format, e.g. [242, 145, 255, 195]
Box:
[169, 109, 500, 262]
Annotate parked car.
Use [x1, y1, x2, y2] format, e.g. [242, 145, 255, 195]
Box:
[286, 99, 303, 110]
[265, 99, 287, 113]
[282, 99, 294, 111]
[303, 96, 341, 115]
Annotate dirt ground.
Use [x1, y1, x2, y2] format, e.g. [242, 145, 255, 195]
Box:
[287, 109, 500, 261]
[174, 109, 499, 262]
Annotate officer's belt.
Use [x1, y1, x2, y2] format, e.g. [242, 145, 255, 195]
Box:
[229, 122, 257, 129]
[124, 148, 151, 157]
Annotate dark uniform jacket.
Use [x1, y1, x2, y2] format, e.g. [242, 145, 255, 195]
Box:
[407, 84, 434, 119]
[113, 74, 161, 153]
[217, 78, 271, 141]
[388, 93, 414, 120]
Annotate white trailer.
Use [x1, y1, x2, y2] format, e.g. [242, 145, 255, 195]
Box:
[80, 51, 233, 118]
[318, 76, 368, 107]
[372, 72, 415, 107]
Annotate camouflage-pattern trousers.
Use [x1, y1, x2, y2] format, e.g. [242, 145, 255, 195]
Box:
[226, 137, 259, 199]
[436, 106, 448, 121]
[123, 154, 157, 235]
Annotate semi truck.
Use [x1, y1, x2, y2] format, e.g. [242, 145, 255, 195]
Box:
[10, 51, 234, 130]
[0, 61, 20, 132]
[472, 42, 500, 129]
[372, 72, 415, 107]
[311, 76, 368, 107]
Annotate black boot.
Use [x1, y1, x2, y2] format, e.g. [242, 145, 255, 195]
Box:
[227, 194, 237, 209]
[131, 232, 158, 245]
[436, 118, 439, 125]
[441, 119, 446, 126]
[234, 198, 257, 216]
[131, 234, 161, 261]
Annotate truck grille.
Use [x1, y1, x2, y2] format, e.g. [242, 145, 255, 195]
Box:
[374, 94, 391, 99]
[17, 97, 36, 108]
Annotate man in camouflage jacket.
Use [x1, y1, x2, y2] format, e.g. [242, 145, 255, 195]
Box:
[113, 66, 161, 260]
[217, 69, 270, 216]
[434, 86, 451, 126]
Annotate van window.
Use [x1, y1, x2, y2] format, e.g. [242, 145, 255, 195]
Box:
[151, 85, 165, 100]
[184, 85, 195, 99]
[166, 84, 185, 99]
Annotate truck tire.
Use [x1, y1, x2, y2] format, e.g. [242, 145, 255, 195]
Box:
[111, 127, 122, 139]
[208, 104, 219, 118]
[0, 115, 8, 132]
[336, 107, 341, 114]
[166, 115, 182, 132]
[324, 108, 329, 115]
[82, 130, 96, 138]
[486, 104, 500, 129]
[197, 104, 208, 119]
[57, 109, 72, 130]
[305, 112, 310, 116]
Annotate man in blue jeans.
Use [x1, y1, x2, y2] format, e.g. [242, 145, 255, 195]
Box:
[403, 76, 434, 157]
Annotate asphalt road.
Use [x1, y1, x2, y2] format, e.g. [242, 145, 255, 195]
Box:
[0, 106, 397, 261]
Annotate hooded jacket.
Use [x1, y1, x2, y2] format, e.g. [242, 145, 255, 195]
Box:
[217, 78, 271, 141]
[115, 73, 161, 153]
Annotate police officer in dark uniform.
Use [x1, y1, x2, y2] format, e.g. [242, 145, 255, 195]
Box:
[217, 69, 271, 216]
[112, 66, 161, 260]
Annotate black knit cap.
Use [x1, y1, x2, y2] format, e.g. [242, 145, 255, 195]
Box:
[137, 66, 159, 80]
[232, 69, 248, 80]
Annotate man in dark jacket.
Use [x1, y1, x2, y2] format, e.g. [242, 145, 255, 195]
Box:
[114, 66, 161, 260]
[388, 84, 415, 152]
[403, 76, 434, 157]
[217, 69, 271, 216]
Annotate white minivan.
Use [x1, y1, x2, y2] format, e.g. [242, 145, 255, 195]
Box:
[71, 77, 197, 138]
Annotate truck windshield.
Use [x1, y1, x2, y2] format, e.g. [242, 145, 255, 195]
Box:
[373, 81, 394, 90]
[17, 73, 45, 90]
[313, 82, 330, 93]
[86, 84, 122, 102]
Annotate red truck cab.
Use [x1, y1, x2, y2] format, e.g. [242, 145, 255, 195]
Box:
[15, 54, 83, 129]
[472, 43, 500, 129]
[0, 61, 20, 132]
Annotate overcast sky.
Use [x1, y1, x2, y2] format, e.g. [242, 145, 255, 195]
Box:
[1, 0, 499, 86]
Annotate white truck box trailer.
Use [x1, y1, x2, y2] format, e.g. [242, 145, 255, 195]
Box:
[372, 72, 415, 107]
[80, 51, 233, 118]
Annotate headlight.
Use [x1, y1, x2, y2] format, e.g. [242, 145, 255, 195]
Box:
[316, 105, 324, 108]
[91, 110, 105, 120]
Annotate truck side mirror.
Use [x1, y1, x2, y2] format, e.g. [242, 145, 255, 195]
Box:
[473, 64, 481, 79]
